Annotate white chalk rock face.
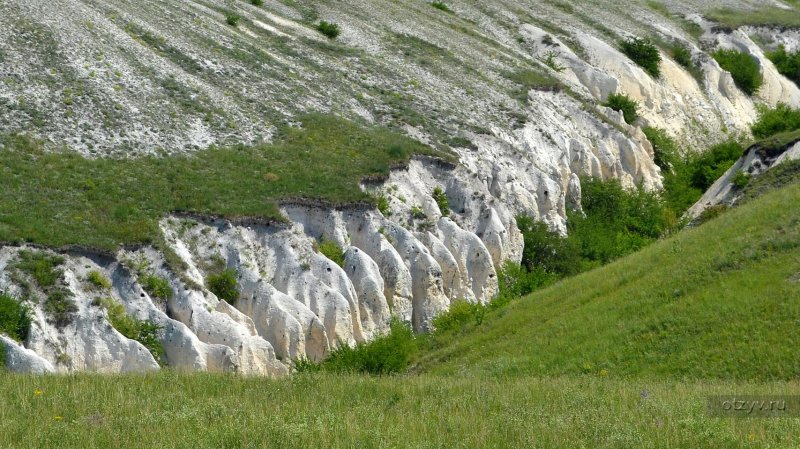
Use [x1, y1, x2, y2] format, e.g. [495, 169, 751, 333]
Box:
[0, 335, 55, 374]
[235, 281, 329, 362]
[343, 247, 392, 340]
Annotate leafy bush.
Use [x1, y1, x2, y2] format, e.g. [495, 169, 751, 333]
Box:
[603, 93, 638, 124]
[99, 298, 164, 362]
[432, 300, 485, 332]
[732, 170, 750, 189]
[14, 250, 65, 289]
[317, 238, 345, 267]
[620, 37, 661, 78]
[250, 0, 264, 5]
[567, 177, 670, 264]
[316, 21, 340, 39]
[688, 141, 744, 191]
[321, 317, 416, 375]
[44, 289, 78, 328]
[432, 187, 450, 217]
[643, 126, 680, 171]
[141, 275, 173, 302]
[712, 49, 763, 95]
[431, 1, 452, 12]
[767, 45, 800, 87]
[207, 269, 239, 302]
[0, 294, 32, 342]
[495, 260, 557, 306]
[750, 104, 800, 139]
[86, 270, 111, 290]
[224, 11, 241, 27]
[516, 216, 581, 277]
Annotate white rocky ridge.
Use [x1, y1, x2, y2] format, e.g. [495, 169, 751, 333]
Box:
[2, 1, 800, 374]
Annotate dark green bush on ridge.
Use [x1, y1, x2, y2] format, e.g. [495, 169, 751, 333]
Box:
[316, 21, 340, 39]
[751, 104, 800, 139]
[0, 294, 32, 342]
[620, 37, 661, 78]
[603, 93, 638, 124]
[767, 45, 800, 87]
[207, 269, 239, 302]
[712, 48, 763, 95]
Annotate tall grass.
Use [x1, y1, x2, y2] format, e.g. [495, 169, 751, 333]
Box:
[1, 372, 798, 448]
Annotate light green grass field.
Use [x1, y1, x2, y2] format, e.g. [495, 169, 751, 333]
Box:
[1, 373, 799, 449]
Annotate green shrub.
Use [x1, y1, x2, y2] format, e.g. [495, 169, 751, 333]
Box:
[620, 37, 661, 78]
[0, 294, 32, 342]
[316, 21, 340, 39]
[432, 187, 450, 217]
[224, 11, 241, 27]
[712, 49, 763, 95]
[603, 93, 638, 124]
[317, 238, 345, 267]
[516, 216, 581, 277]
[44, 289, 78, 328]
[567, 177, 671, 264]
[0, 344, 5, 370]
[688, 141, 744, 191]
[250, 0, 264, 5]
[207, 268, 239, 302]
[14, 250, 65, 289]
[322, 317, 416, 375]
[432, 300, 485, 332]
[430, 1, 452, 12]
[494, 261, 558, 308]
[750, 104, 800, 139]
[86, 270, 112, 290]
[767, 45, 800, 87]
[141, 275, 173, 302]
[642, 126, 680, 171]
[732, 170, 750, 189]
[99, 298, 164, 363]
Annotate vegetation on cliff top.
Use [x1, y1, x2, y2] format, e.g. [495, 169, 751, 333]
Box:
[0, 114, 450, 250]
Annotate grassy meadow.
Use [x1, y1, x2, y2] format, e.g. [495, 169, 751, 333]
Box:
[1, 373, 799, 448]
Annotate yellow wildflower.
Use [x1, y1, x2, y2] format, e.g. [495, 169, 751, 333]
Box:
[34, 388, 43, 396]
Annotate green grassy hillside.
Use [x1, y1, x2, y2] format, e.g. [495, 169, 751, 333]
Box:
[417, 182, 800, 380]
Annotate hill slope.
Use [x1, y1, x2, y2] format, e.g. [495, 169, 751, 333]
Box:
[417, 182, 800, 380]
